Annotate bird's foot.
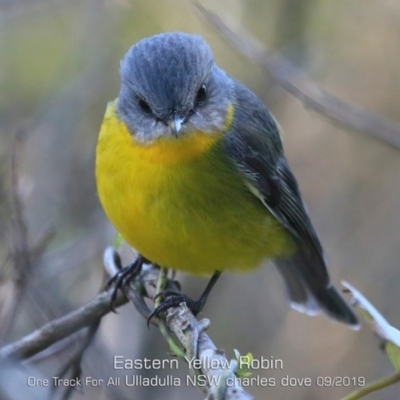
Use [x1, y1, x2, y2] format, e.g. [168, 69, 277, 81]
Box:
[107, 254, 148, 312]
[147, 291, 206, 327]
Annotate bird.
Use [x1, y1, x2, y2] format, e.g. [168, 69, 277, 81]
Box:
[95, 32, 358, 328]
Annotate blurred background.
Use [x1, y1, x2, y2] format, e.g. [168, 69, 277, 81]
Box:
[1, 0, 400, 399]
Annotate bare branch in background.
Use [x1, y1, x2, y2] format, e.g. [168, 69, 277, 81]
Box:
[196, 4, 400, 150]
[0, 132, 55, 342]
[0, 290, 126, 360]
[0, 131, 32, 342]
[10, 130, 30, 276]
[0, 249, 255, 400]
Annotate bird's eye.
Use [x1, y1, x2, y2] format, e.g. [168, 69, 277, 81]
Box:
[137, 97, 152, 114]
[195, 84, 207, 104]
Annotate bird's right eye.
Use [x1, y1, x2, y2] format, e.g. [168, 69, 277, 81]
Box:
[195, 84, 207, 105]
[137, 97, 152, 114]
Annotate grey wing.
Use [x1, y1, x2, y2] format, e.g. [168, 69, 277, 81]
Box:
[225, 82, 358, 327]
[225, 128, 328, 283]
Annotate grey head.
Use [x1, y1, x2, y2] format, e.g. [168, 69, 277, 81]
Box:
[117, 32, 233, 142]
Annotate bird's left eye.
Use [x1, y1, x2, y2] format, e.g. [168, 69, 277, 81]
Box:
[195, 84, 207, 104]
[137, 97, 152, 114]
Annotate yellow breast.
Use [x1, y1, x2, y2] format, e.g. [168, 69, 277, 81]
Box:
[95, 100, 294, 275]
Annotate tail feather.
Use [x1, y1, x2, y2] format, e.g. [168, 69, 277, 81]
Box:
[275, 247, 359, 329]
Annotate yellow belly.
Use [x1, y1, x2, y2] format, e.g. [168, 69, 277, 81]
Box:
[96, 101, 295, 276]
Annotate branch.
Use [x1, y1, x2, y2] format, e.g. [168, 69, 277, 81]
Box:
[104, 248, 254, 400]
[0, 248, 254, 400]
[195, 4, 400, 150]
[340, 282, 400, 398]
[341, 372, 400, 400]
[0, 131, 33, 341]
[0, 132, 55, 342]
[0, 290, 127, 359]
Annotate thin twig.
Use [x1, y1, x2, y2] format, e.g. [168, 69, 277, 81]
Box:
[0, 290, 126, 360]
[195, 4, 400, 150]
[341, 372, 400, 400]
[1, 248, 254, 399]
[0, 131, 32, 342]
[10, 130, 31, 275]
[49, 319, 101, 400]
[340, 282, 400, 399]
[1, 134, 55, 343]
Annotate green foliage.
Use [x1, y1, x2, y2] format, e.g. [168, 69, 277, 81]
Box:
[341, 282, 400, 399]
[386, 341, 400, 372]
[234, 349, 253, 378]
[113, 232, 125, 249]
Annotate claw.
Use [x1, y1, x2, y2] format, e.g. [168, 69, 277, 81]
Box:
[146, 271, 221, 327]
[107, 254, 148, 311]
[147, 292, 204, 327]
